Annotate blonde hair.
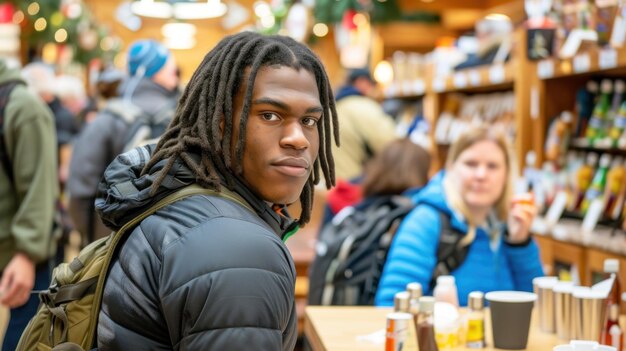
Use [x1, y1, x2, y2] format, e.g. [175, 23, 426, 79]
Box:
[443, 126, 516, 246]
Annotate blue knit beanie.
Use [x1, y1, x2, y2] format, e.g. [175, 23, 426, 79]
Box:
[127, 40, 170, 78]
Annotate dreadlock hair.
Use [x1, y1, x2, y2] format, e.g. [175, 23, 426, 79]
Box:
[142, 32, 340, 225]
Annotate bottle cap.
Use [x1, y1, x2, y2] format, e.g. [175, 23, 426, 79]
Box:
[419, 296, 435, 313]
[394, 291, 410, 312]
[436, 275, 456, 285]
[468, 291, 484, 310]
[601, 79, 613, 94]
[604, 259, 619, 273]
[406, 282, 423, 300]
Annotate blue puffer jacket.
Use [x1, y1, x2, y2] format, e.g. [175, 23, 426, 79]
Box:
[374, 172, 544, 306]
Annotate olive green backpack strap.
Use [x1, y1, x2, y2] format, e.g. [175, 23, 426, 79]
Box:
[84, 184, 250, 348]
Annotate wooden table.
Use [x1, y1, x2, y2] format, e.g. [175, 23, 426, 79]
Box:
[304, 306, 565, 351]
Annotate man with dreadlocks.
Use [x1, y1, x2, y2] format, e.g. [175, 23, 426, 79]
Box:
[93, 31, 338, 350]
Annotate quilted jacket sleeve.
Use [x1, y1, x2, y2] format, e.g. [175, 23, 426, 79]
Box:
[159, 217, 297, 351]
[502, 239, 544, 292]
[374, 205, 441, 306]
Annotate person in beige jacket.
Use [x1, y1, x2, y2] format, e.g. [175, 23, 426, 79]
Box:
[333, 69, 397, 181]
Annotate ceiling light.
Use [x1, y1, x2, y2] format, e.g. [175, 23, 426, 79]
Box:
[131, 0, 172, 19]
[173, 0, 227, 20]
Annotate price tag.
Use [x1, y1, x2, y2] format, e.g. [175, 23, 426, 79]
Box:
[537, 59, 554, 79]
[401, 81, 412, 95]
[384, 84, 398, 97]
[581, 198, 605, 243]
[412, 79, 425, 95]
[599, 48, 618, 69]
[453, 72, 467, 88]
[545, 191, 568, 227]
[573, 53, 591, 73]
[432, 77, 446, 92]
[468, 70, 481, 86]
[489, 64, 505, 84]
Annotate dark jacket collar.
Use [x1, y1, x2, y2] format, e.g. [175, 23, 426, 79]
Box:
[95, 145, 297, 239]
[335, 85, 362, 101]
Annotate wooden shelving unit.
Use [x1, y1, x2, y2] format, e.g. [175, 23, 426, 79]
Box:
[384, 28, 626, 279]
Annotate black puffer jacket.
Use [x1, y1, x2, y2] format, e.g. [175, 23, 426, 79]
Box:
[95, 145, 298, 350]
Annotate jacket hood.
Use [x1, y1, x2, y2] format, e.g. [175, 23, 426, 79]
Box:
[95, 145, 297, 238]
[0, 60, 26, 85]
[411, 171, 468, 232]
[121, 77, 180, 117]
[335, 85, 362, 101]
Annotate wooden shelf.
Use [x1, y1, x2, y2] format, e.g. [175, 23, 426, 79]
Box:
[384, 60, 515, 98]
[537, 46, 626, 80]
[431, 60, 515, 94]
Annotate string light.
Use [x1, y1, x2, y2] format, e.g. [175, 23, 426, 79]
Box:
[12, 10, 24, 24]
[34, 17, 47, 31]
[27, 2, 40, 16]
[313, 23, 328, 37]
[55, 28, 68, 43]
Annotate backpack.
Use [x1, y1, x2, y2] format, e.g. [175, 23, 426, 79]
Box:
[16, 184, 229, 351]
[307, 195, 468, 306]
[104, 98, 175, 153]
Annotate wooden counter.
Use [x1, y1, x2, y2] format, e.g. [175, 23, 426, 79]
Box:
[304, 306, 565, 351]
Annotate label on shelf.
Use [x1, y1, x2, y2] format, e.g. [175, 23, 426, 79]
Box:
[453, 72, 467, 88]
[401, 81, 412, 95]
[581, 198, 605, 243]
[537, 59, 554, 79]
[599, 48, 618, 69]
[433, 77, 446, 92]
[489, 64, 505, 84]
[412, 79, 425, 95]
[468, 70, 481, 86]
[545, 191, 568, 227]
[573, 53, 591, 73]
[384, 83, 398, 97]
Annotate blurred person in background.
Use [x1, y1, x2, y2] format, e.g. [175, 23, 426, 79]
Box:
[55, 74, 87, 186]
[21, 63, 80, 155]
[0, 59, 58, 351]
[320, 138, 431, 228]
[68, 39, 180, 247]
[332, 68, 397, 182]
[375, 126, 543, 306]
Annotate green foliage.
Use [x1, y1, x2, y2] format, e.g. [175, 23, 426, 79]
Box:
[10, 0, 119, 66]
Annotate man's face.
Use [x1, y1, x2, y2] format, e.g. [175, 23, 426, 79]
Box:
[152, 56, 179, 92]
[230, 65, 322, 205]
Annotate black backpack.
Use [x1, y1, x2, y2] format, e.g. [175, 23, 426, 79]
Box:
[103, 98, 174, 154]
[307, 195, 468, 306]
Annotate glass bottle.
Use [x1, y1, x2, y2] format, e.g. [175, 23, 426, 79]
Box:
[600, 259, 624, 348]
[417, 296, 439, 351]
[466, 291, 486, 349]
[394, 291, 410, 313]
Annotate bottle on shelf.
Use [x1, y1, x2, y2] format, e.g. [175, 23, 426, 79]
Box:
[603, 156, 625, 219]
[581, 153, 612, 214]
[466, 291, 486, 349]
[600, 259, 624, 349]
[574, 80, 598, 139]
[416, 296, 439, 351]
[586, 80, 613, 146]
[545, 111, 573, 165]
[433, 275, 459, 307]
[611, 100, 626, 148]
[572, 152, 598, 211]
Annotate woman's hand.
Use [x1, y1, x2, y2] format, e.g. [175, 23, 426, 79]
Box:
[507, 193, 537, 244]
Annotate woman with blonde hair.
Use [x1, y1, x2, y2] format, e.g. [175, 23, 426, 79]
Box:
[375, 126, 543, 306]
